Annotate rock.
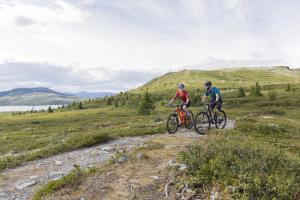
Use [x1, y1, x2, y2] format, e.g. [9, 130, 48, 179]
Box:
[101, 146, 116, 152]
[179, 164, 187, 171]
[126, 145, 136, 151]
[210, 188, 219, 200]
[29, 175, 38, 179]
[150, 175, 159, 180]
[16, 180, 36, 190]
[167, 160, 177, 166]
[80, 197, 86, 200]
[154, 117, 163, 122]
[117, 156, 129, 164]
[55, 160, 62, 165]
[0, 192, 9, 200]
[49, 171, 63, 180]
[136, 153, 145, 159]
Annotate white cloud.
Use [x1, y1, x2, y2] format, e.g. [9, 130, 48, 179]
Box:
[0, 0, 299, 92]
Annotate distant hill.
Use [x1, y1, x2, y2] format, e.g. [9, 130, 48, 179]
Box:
[70, 91, 115, 99]
[132, 66, 300, 93]
[0, 87, 78, 106]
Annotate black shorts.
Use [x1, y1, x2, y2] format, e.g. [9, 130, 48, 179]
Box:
[210, 99, 222, 111]
[181, 101, 191, 108]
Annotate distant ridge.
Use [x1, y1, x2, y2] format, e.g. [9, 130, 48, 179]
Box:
[0, 87, 78, 106]
[70, 91, 115, 99]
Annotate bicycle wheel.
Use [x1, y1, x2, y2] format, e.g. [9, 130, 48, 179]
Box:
[215, 110, 226, 129]
[167, 114, 178, 134]
[185, 111, 194, 129]
[194, 112, 210, 134]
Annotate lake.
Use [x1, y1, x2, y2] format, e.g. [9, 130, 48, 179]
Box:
[0, 105, 62, 112]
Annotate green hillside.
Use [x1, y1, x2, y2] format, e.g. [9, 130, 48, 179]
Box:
[133, 66, 299, 93]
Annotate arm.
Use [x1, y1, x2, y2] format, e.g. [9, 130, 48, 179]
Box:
[216, 93, 220, 101]
[184, 92, 190, 104]
[170, 93, 178, 104]
[201, 95, 206, 102]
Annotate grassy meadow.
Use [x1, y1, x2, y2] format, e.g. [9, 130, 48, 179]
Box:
[0, 66, 299, 198]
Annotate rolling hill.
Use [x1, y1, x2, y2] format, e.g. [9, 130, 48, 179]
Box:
[0, 87, 78, 106]
[133, 66, 299, 93]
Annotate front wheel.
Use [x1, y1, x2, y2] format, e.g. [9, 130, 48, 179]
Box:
[194, 112, 210, 134]
[214, 110, 226, 129]
[167, 114, 178, 134]
[185, 111, 194, 129]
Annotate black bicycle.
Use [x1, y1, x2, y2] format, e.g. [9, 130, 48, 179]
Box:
[194, 103, 226, 134]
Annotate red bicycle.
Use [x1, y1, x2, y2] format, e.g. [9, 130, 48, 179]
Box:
[166, 104, 194, 134]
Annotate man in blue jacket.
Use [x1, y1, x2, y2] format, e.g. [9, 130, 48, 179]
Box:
[201, 81, 223, 112]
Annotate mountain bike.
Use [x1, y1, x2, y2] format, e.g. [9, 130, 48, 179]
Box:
[166, 104, 194, 134]
[194, 103, 226, 134]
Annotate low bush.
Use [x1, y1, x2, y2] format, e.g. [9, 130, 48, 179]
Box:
[267, 90, 277, 101]
[33, 165, 91, 200]
[180, 134, 300, 200]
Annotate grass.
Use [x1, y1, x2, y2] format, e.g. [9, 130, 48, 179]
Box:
[0, 106, 169, 171]
[178, 83, 300, 199]
[180, 133, 300, 200]
[32, 165, 96, 200]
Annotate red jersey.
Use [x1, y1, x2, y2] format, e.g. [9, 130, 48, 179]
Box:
[172, 90, 189, 103]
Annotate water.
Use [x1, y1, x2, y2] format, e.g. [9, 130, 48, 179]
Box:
[0, 105, 62, 112]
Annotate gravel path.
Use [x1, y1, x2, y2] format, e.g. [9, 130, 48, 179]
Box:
[0, 120, 235, 200]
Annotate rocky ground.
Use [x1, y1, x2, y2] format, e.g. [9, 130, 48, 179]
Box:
[0, 121, 235, 200]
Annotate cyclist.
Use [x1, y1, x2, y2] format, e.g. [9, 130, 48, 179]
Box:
[201, 81, 223, 112]
[169, 83, 192, 126]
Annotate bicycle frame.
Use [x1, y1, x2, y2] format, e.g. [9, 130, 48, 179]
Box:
[173, 105, 186, 124]
[203, 104, 215, 123]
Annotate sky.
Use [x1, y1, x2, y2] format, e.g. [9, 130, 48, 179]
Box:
[0, 0, 299, 92]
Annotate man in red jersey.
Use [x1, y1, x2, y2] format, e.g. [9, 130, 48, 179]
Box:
[169, 83, 192, 126]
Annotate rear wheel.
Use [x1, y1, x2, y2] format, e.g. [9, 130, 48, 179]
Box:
[194, 112, 210, 134]
[167, 114, 178, 134]
[185, 111, 194, 129]
[215, 110, 226, 129]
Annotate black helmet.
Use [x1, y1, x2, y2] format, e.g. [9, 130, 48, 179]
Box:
[204, 81, 212, 87]
[178, 83, 185, 89]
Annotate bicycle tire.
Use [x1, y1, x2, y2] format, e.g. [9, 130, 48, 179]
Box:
[194, 112, 210, 134]
[167, 114, 178, 134]
[185, 111, 194, 129]
[215, 110, 227, 129]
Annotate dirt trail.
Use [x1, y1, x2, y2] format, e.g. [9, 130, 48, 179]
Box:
[0, 121, 235, 200]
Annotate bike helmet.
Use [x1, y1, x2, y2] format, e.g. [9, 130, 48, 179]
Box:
[204, 81, 212, 87]
[178, 83, 185, 89]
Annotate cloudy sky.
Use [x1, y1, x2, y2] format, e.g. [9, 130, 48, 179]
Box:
[0, 0, 299, 92]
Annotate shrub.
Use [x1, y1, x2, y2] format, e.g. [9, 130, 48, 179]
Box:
[251, 82, 263, 96]
[237, 87, 246, 97]
[137, 92, 155, 115]
[33, 165, 87, 200]
[267, 90, 277, 101]
[180, 135, 300, 200]
[286, 83, 292, 92]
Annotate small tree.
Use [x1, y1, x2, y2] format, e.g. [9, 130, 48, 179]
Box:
[286, 84, 292, 92]
[138, 92, 155, 115]
[114, 100, 119, 108]
[78, 102, 83, 109]
[251, 82, 263, 96]
[238, 87, 246, 97]
[106, 97, 112, 105]
[47, 106, 53, 113]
